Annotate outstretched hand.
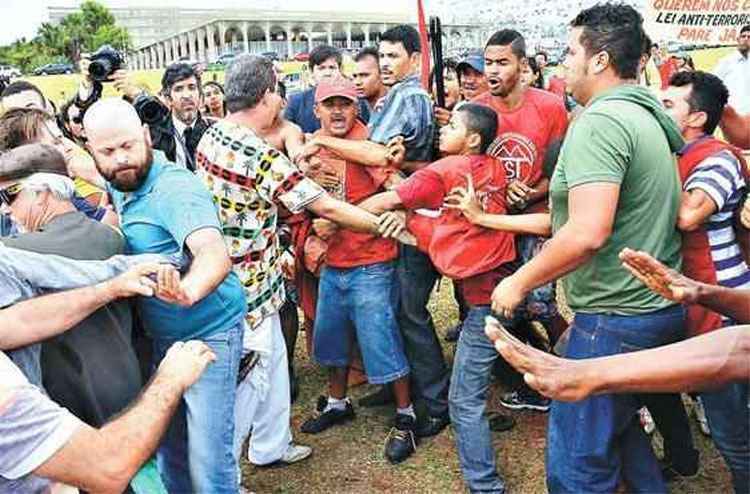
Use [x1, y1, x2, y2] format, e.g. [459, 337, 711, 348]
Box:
[444, 173, 483, 223]
[619, 248, 700, 303]
[484, 316, 593, 402]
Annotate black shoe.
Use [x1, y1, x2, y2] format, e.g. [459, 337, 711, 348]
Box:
[444, 322, 463, 342]
[499, 390, 551, 412]
[488, 412, 516, 432]
[385, 414, 418, 464]
[415, 414, 450, 438]
[358, 386, 394, 407]
[660, 459, 699, 482]
[300, 396, 355, 434]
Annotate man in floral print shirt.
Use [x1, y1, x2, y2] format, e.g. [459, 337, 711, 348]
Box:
[196, 54, 388, 468]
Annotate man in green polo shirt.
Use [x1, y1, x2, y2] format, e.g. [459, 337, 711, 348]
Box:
[489, 4, 687, 493]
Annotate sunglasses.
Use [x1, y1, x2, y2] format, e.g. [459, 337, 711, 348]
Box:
[0, 182, 22, 206]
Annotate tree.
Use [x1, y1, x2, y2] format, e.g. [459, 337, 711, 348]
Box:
[0, 0, 131, 72]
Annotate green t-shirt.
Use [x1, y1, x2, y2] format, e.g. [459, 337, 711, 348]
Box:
[550, 88, 682, 315]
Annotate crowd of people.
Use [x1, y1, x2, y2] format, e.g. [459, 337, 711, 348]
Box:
[0, 2, 749, 493]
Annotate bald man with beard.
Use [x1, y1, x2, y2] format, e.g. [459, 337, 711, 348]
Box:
[84, 97, 248, 493]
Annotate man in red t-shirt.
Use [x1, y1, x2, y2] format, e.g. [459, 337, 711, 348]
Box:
[363, 103, 516, 493]
[472, 29, 569, 412]
[297, 79, 417, 465]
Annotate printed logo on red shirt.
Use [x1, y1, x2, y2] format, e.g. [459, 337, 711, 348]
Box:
[488, 132, 538, 182]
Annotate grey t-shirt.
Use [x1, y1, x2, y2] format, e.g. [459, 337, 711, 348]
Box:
[0, 351, 82, 493]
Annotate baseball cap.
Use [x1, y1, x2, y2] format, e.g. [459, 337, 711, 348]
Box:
[457, 52, 484, 74]
[315, 78, 359, 104]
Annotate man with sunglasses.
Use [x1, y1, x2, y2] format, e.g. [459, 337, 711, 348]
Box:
[0, 148, 143, 431]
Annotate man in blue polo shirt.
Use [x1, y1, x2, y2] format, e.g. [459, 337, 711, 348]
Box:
[83, 97, 246, 493]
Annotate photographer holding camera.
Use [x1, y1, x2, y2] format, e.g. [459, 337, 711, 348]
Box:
[76, 47, 211, 171]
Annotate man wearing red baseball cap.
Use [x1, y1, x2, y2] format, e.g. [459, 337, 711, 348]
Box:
[299, 78, 418, 464]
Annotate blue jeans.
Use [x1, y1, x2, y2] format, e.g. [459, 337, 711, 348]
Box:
[314, 261, 410, 384]
[701, 379, 749, 493]
[397, 244, 450, 417]
[547, 305, 685, 493]
[449, 305, 507, 494]
[153, 323, 243, 493]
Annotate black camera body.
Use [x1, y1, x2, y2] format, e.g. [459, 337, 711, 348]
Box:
[132, 93, 169, 125]
[89, 45, 123, 82]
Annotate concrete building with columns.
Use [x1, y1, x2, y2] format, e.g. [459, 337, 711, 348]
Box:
[121, 9, 481, 71]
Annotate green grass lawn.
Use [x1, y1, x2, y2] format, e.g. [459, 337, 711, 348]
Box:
[242, 283, 731, 493]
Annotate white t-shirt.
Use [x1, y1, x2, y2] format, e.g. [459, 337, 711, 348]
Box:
[714, 50, 750, 114]
[0, 351, 82, 493]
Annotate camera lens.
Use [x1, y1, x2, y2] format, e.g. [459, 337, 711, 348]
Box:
[89, 59, 112, 82]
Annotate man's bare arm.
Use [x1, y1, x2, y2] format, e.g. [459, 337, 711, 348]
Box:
[281, 120, 305, 162]
[0, 265, 159, 350]
[33, 341, 216, 493]
[308, 135, 396, 167]
[620, 247, 750, 323]
[155, 228, 231, 307]
[357, 190, 403, 214]
[305, 193, 380, 233]
[720, 105, 750, 149]
[486, 317, 750, 401]
[677, 189, 717, 232]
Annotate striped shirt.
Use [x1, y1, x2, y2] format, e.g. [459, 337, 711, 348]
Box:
[368, 74, 435, 163]
[684, 149, 750, 294]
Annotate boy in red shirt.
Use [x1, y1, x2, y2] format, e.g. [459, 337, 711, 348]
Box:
[297, 79, 417, 465]
[363, 103, 517, 493]
[472, 29, 569, 412]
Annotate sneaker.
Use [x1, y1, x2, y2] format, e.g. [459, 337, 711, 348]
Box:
[358, 386, 394, 407]
[279, 443, 312, 464]
[384, 413, 418, 464]
[300, 396, 355, 434]
[660, 458, 699, 482]
[639, 407, 655, 435]
[444, 322, 463, 342]
[499, 390, 551, 412]
[693, 397, 711, 436]
[415, 413, 450, 438]
[255, 443, 313, 468]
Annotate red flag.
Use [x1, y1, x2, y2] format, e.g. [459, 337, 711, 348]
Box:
[416, 0, 431, 89]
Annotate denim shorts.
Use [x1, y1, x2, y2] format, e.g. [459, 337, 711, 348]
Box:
[313, 261, 410, 384]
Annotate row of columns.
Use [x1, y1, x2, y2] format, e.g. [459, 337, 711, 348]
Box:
[131, 21, 481, 71]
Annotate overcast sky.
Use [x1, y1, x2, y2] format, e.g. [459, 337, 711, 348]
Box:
[0, 0, 412, 46]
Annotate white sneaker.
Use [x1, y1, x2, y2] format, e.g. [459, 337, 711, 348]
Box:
[693, 397, 711, 436]
[279, 443, 312, 464]
[639, 407, 655, 435]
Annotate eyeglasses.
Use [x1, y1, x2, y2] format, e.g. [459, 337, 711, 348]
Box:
[0, 182, 22, 206]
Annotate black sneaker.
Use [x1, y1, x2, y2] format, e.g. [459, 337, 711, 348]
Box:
[385, 413, 418, 464]
[499, 390, 551, 412]
[444, 322, 463, 342]
[660, 459, 699, 482]
[300, 396, 355, 434]
[358, 386, 394, 407]
[415, 413, 450, 438]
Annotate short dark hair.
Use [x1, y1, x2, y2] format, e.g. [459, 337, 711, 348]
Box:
[570, 3, 645, 80]
[224, 54, 276, 113]
[1, 81, 45, 106]
[0, 108, 52, 151]
[309, 45, 342, 71]
[741, 25, 750, 34]
[380, 25, 421, 56]
[485, 29, 526, 60]
[161, 62, 201, 95]
[669, 70, 729, 134]
[456, 103, 498, 154]
[355, 46, 379, 64]
[535, 51, 548, 62]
